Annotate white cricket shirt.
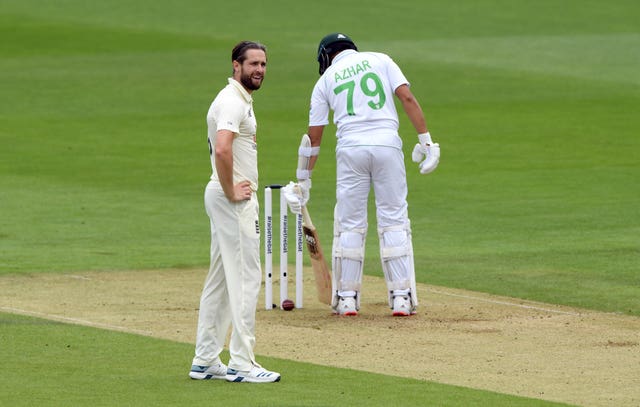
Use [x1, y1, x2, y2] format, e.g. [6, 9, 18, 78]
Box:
[309, 49, 409, 149]
[207, 78, 258, 190]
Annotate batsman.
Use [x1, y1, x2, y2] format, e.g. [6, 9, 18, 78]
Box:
[284, 33, 440, 316]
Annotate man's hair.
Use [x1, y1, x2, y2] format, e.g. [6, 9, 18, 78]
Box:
[232, 41, 267, 64]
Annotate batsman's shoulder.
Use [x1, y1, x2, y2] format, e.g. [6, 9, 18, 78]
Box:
[362, 51, 389, 61]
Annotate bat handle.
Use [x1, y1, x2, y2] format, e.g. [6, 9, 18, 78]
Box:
[301, 205, 314, 228]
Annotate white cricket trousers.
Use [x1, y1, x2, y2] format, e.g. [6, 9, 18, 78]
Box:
[192, 182, 261, 371]
[335, 145, 412, 291]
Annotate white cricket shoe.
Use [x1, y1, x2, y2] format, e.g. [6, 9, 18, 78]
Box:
[335, 296, 358, 316]
[189, 361, 227, 380]
[392, 295, 416, 317]
[226, 364, 281, 383]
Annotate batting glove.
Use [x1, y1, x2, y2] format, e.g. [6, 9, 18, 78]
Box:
[282, 179, 311, 214]
[297, 178, 311, 205]
[411, 132, 440, 174]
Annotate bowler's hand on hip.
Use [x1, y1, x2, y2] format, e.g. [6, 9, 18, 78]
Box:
[231, 180, 253, 202]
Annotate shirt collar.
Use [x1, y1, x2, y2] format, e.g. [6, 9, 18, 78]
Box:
[333, 49, 358, 64]
[228, 78, 252, 103]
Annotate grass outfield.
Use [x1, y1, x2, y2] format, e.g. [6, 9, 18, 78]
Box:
[1, 0, 637, 314]
[0, 0, 638, 405]
[0, 312, 570, 407]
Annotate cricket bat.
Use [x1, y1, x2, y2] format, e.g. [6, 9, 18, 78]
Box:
[301, 205, 332, 305]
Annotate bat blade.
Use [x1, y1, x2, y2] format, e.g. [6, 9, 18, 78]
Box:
[301, 206, 332, 305]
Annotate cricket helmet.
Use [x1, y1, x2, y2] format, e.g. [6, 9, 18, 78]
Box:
[317, 33, 357, 75]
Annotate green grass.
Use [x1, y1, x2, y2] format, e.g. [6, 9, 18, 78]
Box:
[1, 1, 638, 307]
[0, 0, 638, 404]
[1, 0, 638, 315]
[0, 312, 569, 407]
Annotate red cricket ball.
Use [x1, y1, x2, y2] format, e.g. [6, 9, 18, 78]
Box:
[281, 299, 295, 311]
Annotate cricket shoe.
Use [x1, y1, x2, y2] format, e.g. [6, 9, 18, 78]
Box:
[226, 363, 281, 383]
[392, 295, 416, 317]
[335, 296, 358, 316]
[189, 361, 227, 380]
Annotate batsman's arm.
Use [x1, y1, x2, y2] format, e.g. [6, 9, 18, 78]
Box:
[395, 84, 429, 138]
[305, 125, 325, 174]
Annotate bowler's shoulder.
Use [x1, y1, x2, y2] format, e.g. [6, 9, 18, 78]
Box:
[216, 83, 245, 103]
[210, 86, 245, 116]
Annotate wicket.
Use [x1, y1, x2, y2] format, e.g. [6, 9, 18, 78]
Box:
[264, 185, 303, 310]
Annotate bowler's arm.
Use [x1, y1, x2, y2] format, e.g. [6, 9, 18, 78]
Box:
[214, 130, 251, 202]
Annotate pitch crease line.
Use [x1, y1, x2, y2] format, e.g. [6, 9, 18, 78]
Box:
[429, 289, 581, 316]
[0, 306, 153, 335]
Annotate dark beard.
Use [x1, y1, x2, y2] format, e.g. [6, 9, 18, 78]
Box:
[240, 71, 261, 91]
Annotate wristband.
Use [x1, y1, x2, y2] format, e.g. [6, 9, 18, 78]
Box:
[418, 132, 433, 146]
[298, 146, 320, 157]
[296, 169, 313, 180]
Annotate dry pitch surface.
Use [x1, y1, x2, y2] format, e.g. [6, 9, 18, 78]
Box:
[1, 269, 639, 407]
